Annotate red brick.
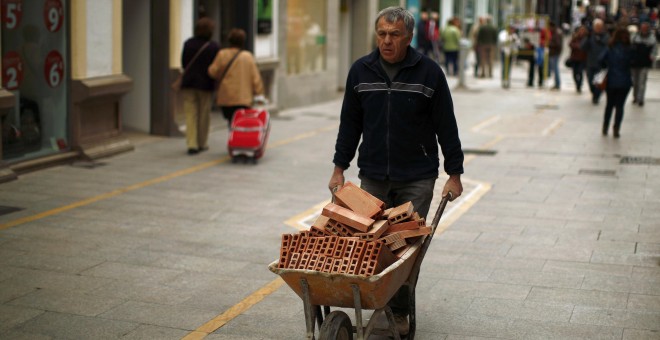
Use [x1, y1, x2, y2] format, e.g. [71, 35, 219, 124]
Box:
[289, 252, 301, 269]
[333, 237, 347, 258]
[334, 181, 384, 218]
[322, 203, 374, 232]
[356, 219, 390, 241]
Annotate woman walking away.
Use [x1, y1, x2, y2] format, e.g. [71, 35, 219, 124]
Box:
[601, 27, 633, 138]
[179, 18, 220, 155]
[568, 26, 588, 93]
[208, 28, 265, 126]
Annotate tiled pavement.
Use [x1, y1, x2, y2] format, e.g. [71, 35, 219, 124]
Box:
[0, 61, 659, 339]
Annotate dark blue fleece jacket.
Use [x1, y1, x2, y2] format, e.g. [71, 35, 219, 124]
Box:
[333, 46, 464, 181]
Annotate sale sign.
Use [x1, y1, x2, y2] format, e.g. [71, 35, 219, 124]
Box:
[43, 0, 63, 32]
[1, 0, 23, 30]
[44, 50, 64, 88]
[2, 50, 23, 90]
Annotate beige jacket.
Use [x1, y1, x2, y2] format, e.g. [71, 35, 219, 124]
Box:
[208, 47, 264, 106]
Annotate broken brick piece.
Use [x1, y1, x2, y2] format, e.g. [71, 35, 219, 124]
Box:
[398, 226, 432, 240]
[384, 219, 425, 235]
[334, 181, 384, 218]
[312, 215, 330, 229]
[322, 202, 374, 233]
[387, 202, 414, 224]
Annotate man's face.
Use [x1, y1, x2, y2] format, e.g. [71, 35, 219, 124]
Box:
[376, 17, 412, 63]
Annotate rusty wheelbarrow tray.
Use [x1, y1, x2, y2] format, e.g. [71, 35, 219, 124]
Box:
[268, 194, 452, 340]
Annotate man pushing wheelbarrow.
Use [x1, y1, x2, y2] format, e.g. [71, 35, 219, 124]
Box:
[327, 6, 464, 338]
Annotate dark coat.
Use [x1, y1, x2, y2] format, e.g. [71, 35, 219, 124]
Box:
[601, 43, 633, 89]
[333, 47, 464, 181]
[181, 37, 220, 91]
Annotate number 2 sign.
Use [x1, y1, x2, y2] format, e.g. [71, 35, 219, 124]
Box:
[2, 51, 23, 90]
[44, 50, 63, 88]
[2, 0, 23, 30]
[43, 0, 63, 32]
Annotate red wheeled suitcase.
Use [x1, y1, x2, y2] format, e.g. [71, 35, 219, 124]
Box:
[227, 108, 270, 163]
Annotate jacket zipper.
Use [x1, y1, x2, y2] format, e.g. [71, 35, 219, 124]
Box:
[386, 87, 391, 178]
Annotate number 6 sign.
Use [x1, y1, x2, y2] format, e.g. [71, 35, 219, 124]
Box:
[43, 0, 63, 32]
[44, 50, 64, 88]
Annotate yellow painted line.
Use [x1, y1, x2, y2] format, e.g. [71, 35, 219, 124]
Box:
[284, 199, 330, 231]
[181, 277, 285, 340]
[0, 125, 338, 230]
[435, 177, 491, 234]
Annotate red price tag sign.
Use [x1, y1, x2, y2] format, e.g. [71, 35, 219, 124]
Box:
[2, 51, 23, 90]
[2, 0, 23, 30]
[44, 50, 64, 88]
[43, 0, 63, 32]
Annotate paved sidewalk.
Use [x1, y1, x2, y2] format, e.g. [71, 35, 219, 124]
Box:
[0, 61, 658, 339]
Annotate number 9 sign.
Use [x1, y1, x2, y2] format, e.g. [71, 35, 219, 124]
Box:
[44, 50, 64, 88]
[43, 0, 63, 32]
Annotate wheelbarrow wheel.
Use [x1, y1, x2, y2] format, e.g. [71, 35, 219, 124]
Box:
[319, 311, 353, 340]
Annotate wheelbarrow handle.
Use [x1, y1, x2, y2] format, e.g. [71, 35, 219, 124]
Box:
[429, 192, 452, 236]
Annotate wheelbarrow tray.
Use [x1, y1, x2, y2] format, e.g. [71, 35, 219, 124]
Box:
[268, 237, 423, 310]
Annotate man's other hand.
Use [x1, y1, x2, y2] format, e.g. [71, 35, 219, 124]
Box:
[442, 174, 463, 201]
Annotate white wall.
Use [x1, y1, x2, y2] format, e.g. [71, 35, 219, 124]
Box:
[86, 0, 114, 77]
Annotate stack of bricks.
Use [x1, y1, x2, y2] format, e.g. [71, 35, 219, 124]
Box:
[277, 182, 432, 276]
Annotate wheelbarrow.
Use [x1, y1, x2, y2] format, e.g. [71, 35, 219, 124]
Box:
[268, 193, 452, 339]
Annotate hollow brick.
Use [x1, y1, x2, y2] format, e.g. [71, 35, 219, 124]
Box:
[334, 181, 384, 218]
[289, 252, 301, 269]
[384, 219, 425, 235]
[387, 202, 414, 224]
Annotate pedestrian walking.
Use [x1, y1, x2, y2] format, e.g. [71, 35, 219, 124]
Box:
[476, 16, 498, 78]
[208, 28, 265, 127]
[548, 21, 563, 90]
[469, 16, 484, 77]
[581, 18, 610, 104]
[601, 27, 633, 138]
[328, 6, 464, 337]
[498, 24, 520, 88]
[178, 18, 220, 155]
[416, 11, 433, 59]
[568, 26, 589, 93]
[441, 17, 461, 76]
[630, 22, 657, 106]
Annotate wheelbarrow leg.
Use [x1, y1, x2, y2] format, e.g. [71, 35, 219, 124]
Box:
[351, 284, 364, 340]
[300, 279, 317, 339]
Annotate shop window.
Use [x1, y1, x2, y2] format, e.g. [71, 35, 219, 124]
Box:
[286, 0, 327, 75]
[1, 0, 68, 162]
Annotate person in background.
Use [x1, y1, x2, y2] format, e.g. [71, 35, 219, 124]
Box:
[601, 27, 633, 138]
[328, 6, 464, 337]
[581, 18, 610, 104]
[476, 16, 499, 78]
[469, 16, 484, 77]
[180, 17, 220, 155]
[208, 28, 265, 127]
[630, 22, 657, 106]
[568, 25, 589, 93]
[441, 17, 462, 76]
[416, 11, 432, 59]
[547, 21, 564, 90]
[498, 24, 519, 87]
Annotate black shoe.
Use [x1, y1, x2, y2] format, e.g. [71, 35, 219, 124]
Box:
[577, 87, 582, 93]
[613, 129, 620, 138]
[188, 148, 199, 155]
[638, 101, 644, 107]
[592, 97, 599, 105]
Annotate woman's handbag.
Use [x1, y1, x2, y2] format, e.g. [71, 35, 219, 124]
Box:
[564, 58, 575, 68]
[593, 70, 607, 90]
[172, 42, 211, 92]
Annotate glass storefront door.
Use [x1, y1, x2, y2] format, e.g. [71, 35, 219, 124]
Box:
[1, 0, 68, 162]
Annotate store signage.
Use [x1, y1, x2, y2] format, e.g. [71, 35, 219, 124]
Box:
[44, 0, 63, 32]
[2, 50, 23, 90]
[44, 50, 63, 88]
[1, 0, 23, 30]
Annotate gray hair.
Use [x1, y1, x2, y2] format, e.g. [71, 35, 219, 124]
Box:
[375, 6, 415, 37]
